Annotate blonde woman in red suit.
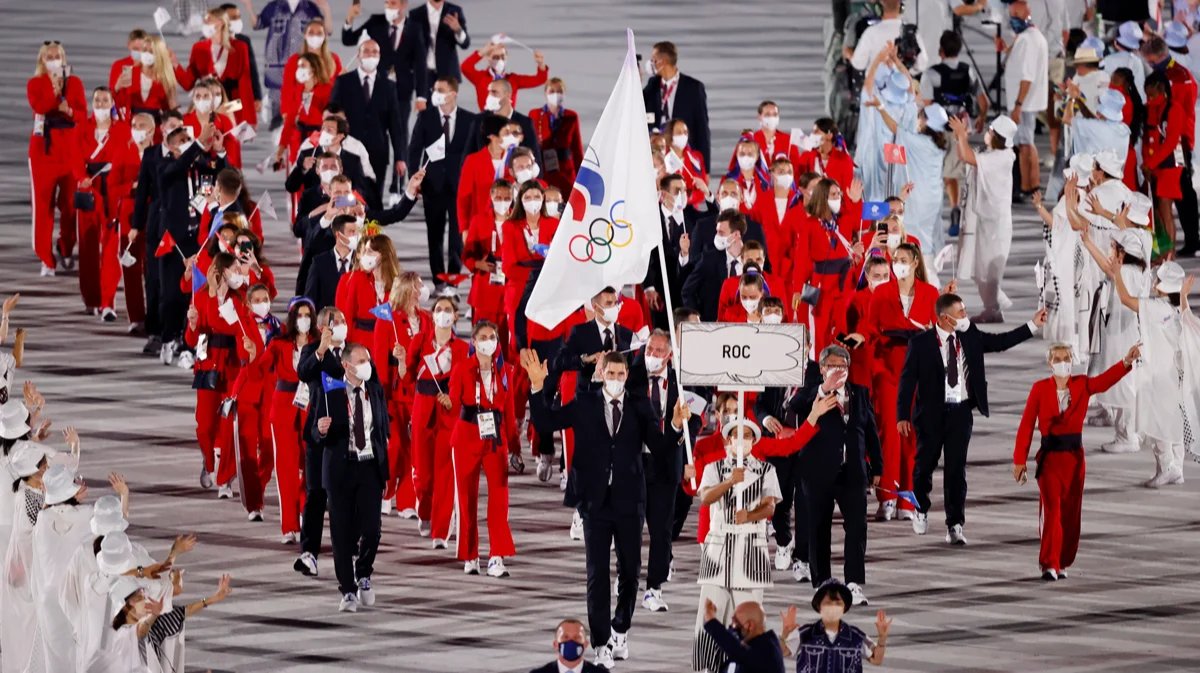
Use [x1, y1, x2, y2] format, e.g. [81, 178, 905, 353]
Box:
[750, 159, 805, 283]
[275, 53, 333, 165]
[182, 78, 242, 169]
[862, 243, 938, 521]
[281, 19, 342, 113]
[184, 252, 263, 498]
[72, 87, 132, 318]
[463, 180, 513, 345]
[267, 297, 316, 544]
[853, 210, 920, 282]
[113, 35, 178, 120]
[174, 9, 256, 131]
[406, 296, 470, 545]
[375, 272, 432, 516]
[104, 112, 156, 329]
[501, 182, 559, 329]
[664, 118, 711, 209]
[528, 78, 583, 194]
[28, 40, 87, 276]
[449, 320, 520, 577]
[335, 234, 400, 347]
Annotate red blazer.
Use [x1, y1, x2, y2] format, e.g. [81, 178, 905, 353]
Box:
[750, 194, 805, 281]
[462, 50, 548, 110]
[233, 319, 280, 402]
[852, 232, 920, 282]
[1013, 362, 1131, 465]
[791, 198, 863, 299]
[863, 280, 938, 382]
[844, 287, 875, 388]
[617, 296, 648, 335]
[185, 287, 263, 380]
[501, 216, 558, 318]
[457, 147, 505, 233]
[72, 119, 135, 219]
[108, 56, 136, 91]
[528, 106, 584, 193]
[404, 330, 471, 385]
[195, 202, 264, 245]
[176, 39, 256, 128]
[113, 66, 173, 117]
[27, 73, 87, 160]
[448, 357, 521, 453]
[113, 140, 146, 226]
[796, 147, 855, 195]
[183, 111, 242, 170]
[265, 334, 307, 387]
[724, 129, 803, 176]
[281, 51, 343, 108]
[335, 270, 385, 346]
[374, 308, 432, 395]
[670, 147, 710, 208]
[463, 213, 508, 317]
[726, 171, 766, 215]
[280, 81, 333, 155]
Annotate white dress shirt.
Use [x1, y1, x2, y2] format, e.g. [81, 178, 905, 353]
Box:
[659, 73, 680, 118]
[602, 388, 625, 436]
[934, 325, 967, 403]
[357, 67, 376, 100]
[346, 381, 375, 460]
[1004, 26, 1050, 112]
[557, 661, 583, 673]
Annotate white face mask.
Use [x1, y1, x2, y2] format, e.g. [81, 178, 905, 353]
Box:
[44, 59, 64, 74]
[319, 169, 337, 185]
[492, 59, 506, 74]
[868, 277, 888, 290]
[713, 234, 730, 251]
[177, 139, 195, 154]
[886, 233, 901, 249]
[129, 49, 141, 62]
[762, 312, 783, 324]
[827, 198, 842, 215]
[820, 604, 845, 623]
[492, 199, 512, 214]
[522, 198, 543, 213]
[230, 19, 244, 34]
[305, 35, 325, 50]
[644, 354, 665, 373]
[295, 316, 312, 333]
[774, 173, 793, 190]
[384, 7, 401, 22]
[418, 285, 431, 303]
[1051, 361, 1072, 378]
[954, 316, 971, 332]
[433, 310, 455, 328]
[430, 91, 449, 107]
[212, 93, 222, 107]
[354, 361, 373, 381]
[131, 128, 150, 144]
[737, 155, 757, 171]
[360, 56, 380, 73]
[94, 107, 112, 121]
[672, 134, 689, 150]
[545, 201, 561, 217]
[741, 297, 760, 314]
[475, 339, 498, 356]
[193, 98, 213, 114]
[599, 304, 620, 324]
[603, 379, 625, 397]
[225, 273, 245, 290]
[140, 51, 155, 66]
[331, 323, 348, 343]
[359, 253, 380, 271]
[718, 195, 739, 212]
[318, 130, 336, 148]
[251, 301, 271, 318]
[515, 166, 539, 183]
[484, 94, 503, 112]
[892, 262, 911, 279]
[546, 92, 562, 107]
[500, 134, 519, 148]
[201, 24, 217, 39]
[760, 115, 780, 131]
[296, 68, 313, 84]
[343, 233, 360, 249]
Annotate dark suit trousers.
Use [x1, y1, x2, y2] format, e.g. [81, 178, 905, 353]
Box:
[300, 442, 327, 557]
[158, 251, 186, 343]
[422, 185, 463, 278]
[803, 465, 867, 586]
[768, 454, 809, 562]
[913, 402, 974, 529]
[644, 480, 676, 590]
[581, 507, 643, 645]
[328, 458, 383, 595]
[671, 485, 693, 541]
[142, 219, 162, 335]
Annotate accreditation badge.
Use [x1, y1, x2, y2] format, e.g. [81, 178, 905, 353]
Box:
[476, 410, 499, 440]
[292, 384, 310, 409]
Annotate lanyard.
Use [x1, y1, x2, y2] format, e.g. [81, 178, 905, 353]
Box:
[475, 370, 496, 409]
[541, 105, 561, 136]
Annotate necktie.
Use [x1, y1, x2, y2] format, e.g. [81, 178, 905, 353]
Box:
[363, 75, 372, 101]
[610, 398, 622, 435]
[442, 114, 451, 139]
[602, 328, 614, 352]
[946, 335, 959, 388]
[352, 387, 366, 451]
[660, 81, 672, 118]
[388, 24, 399, 51]
[729, 259, 738, 278]
[668, 216, 681, 243]
[650, 375, 663, 419]
[338, 257, 348, 274]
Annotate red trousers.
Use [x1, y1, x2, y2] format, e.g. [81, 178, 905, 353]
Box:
[411, 390, 456, 538]
[385, 396, 416, 509]
[196, 387, 235, 478]
[100, 215, 146, 321]
[229, 389, 273, 513]
[29, 156, 76, 268]
[873, 377, 916, 510]
[1037, 450, 1085, 572]
[453, 434, 515, 561]
[75, 198, 107, 310]
[270, 392, 307, 536]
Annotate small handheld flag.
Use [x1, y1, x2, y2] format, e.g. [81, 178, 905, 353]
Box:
[369, 303, 394, 321]
[863, 201, 890, 220]
[191, 269, 207, 295]
[883, 143, 907, 165]
[321, 372, 347, 393]
[155, 230, 178, 258]
[895, 490, 920, 509]
[531, 243, 550, 257]
[153, 7, 172, 31]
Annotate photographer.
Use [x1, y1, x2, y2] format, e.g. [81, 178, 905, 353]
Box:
[903, 0, 989, 70]
[851, 0, 930, 74]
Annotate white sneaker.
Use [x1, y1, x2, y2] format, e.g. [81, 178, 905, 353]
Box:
[593, 645, 615, 669]
[160, 339, 177, 365]
[1057, 569, 1069, 579]
[1101, 441, 1139, 454]
[293, 551, 318, 577]
[912, 512, 929, 535]
[946, 524, 967, 546]
[357, 577, 375, 606]
[875, 499, 897, 522]
[897, 509, 916, 521]
[432, 538, 448, 550]
[774, 542, 794, 571]
[100, 307, 117, 323]
[397, 508, 417, 519]
[247, 510, 263, 522]
[381, 499, 393, 515]
[176, 350, 195, 369]
[1145, 468, 1180, 488]
[642, 588, 668, 612]
[559, 470, 568, 491]
[338, 592, 359, 612]
[536, 454, 553, 482]
[463, 559, 480, 575]
[570, 510, 584, 541]
[791, 560, 811, 583]
[417, 519, 432, 536]
[487, 556, 509, 577]
[217, 484, 233, 499]
[847, 582, 868, 606]
[39, 264, 55, 277]
[608, 631, 629, 660]
[1041, 568, 1059, 581]
[281, 532, 298, 544]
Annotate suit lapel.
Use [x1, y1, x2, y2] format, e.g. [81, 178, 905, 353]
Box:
[598, 394, 614, 440]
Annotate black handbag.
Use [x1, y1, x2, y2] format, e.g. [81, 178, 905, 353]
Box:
[191, 370, 220, 391]
[800, 282, 821, 306]
[73, 190, 95, 212]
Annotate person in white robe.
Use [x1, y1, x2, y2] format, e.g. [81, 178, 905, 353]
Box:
[1034, 155, 1098, 348]
[858, 56, 917, 203]
[1064, 88, 1131, 166]
[60, 495, 127, 673]
[949, 114, 1018, 322]
[0, 442, 50, 673]
[1101, 22, 1147, 98]
[31, 464, 93, 673]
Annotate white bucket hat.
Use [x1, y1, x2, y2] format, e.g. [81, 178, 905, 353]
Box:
[42, 463, 80, 505]
[721, 418, 762, 443]
[107, 575, 142, 619]
[1126, 192, 1153, 227]
[1095, 149, 1124, 178]
[91, 495, 129, 536]
[990, 115, 1018, 148]
[1156, 262, 1185, 294]
[96, 530, 138, 576]
[0, 399, 30, 440]
[8, 440, 50, 478]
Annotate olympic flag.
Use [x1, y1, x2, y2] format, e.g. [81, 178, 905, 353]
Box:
[524, 29, 662, 327]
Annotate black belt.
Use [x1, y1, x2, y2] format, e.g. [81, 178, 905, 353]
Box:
[1035, 433, 1083, 478]
[415, 379, 450, 396]
[207, 333, 237, 350]
[459, 405, 483, 422]
[42, 114, 75, 153]
[276, 381, 299, 393]
[354, 317, 376, 331]
[813, 257, 851, 274]
[882, 328, 920, 345]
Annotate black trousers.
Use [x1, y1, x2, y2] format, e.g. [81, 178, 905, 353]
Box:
[803, 465, 867, 586]
[328, 458, 383, 596]
[912, 402, 974, 529]
[671, 485, 693, 541]
[581, 507, 643, 645]
[1178, 144, 1200, 250]
[767, 454, 809, 562]
[157, 251, 187, 343]
[530, 338, 562, 457]
[299, 442, 327, 557]
[644, 480, 677, 590]
[141, 217, 162, 335]
[422, 186, 463, 278]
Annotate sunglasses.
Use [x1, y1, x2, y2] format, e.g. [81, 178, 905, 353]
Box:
[43, 40, 61, 46]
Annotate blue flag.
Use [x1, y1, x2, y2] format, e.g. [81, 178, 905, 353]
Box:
[321, 372, 347, 393]
[191, 270, 207, 294]
[862, 201, 890, 220]
[531, 243, 550, 257]
[896, 490, 920, 509]
[368, 303, 394, 321]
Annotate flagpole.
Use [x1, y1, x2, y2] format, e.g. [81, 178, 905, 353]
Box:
[655, 242, 696, 490]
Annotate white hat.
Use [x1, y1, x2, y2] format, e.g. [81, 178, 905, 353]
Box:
[1166, 21, 1190, 50]
[721, 418, 762, 443]
[1095, 149, 1124, 178]
[1113, 228, 1148, 260]
[880, 70, 913, 106]
[96, 530, 138, 575]
[107, 575, 142, 619]
[1156, 261, 1186, 294]
[924, 103, 949, 132]
[42, 463, 80, 505]
[1069, 153, 1095, 174]
[1062, 167, 1089, 188]
[8, 440, 50, 478]
[1096, 90, 1126, 121]
[1070, 46, 1101, 65]
[0, 399, 29, 440]
[1116, 21, 1144, 51]
[990, 115, 1018, 148]
[91, 495, 129, 536]
[1126, 192, 1153, 226]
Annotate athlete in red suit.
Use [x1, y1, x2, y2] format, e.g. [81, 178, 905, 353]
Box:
[277, 53, 334, 163]
[844, 256, 890, 389]
[183, 80, 243, 170]
[528, 79, 584, 194]
[463, 181, 513, 342]
[105, 113, 156, 327]
[335, 235, 401, 346]
[500, 186, 559, 328]
[265, 299, 315, 543]
[461, 43, 549, 111]
[457, 117, 514, 234]
[226, 284, 280, 518]
[749, 165, 806, 283]
[796, 118, 855, 195]
[174, 10, 257, 131]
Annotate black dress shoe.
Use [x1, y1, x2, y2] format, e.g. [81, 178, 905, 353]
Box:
[142, 335, 162, 355]
[1041, 569, 1058, 581]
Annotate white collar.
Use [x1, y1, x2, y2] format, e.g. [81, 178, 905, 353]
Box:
[557, 661, 583, 673]
[357, 67, 376, 80]
[725, 250, 739, 265]
[935, 324, 954, 342]
[661, 205, 674, 221]
[595, 318, 614, 334]
[439, 105, 457, 118]
[661, 73, 679, 87]
[334, 247, 353, 262]
[427, 2, 443, 18]
[602, 388, 625, 405]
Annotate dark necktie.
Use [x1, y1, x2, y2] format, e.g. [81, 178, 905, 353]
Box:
[946, 335, 959, 388]
[442, 114, 451, 139]
[363, 75, 372, 101]
[668, 216, 681, 243]
[650, 375, 663, 419]
[352, 387, 366, 451]
[388, 25, 399, 50]
[610, 398, 622, 435]
[729, 259, 738, 278]
[602, 328, 614, 352]
[338, 257, 348, 274]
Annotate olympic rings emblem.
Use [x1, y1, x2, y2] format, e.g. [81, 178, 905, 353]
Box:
[568, 200, 635, 264]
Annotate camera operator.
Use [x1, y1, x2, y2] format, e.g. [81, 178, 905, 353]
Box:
[903, 0, 989, 72]
[851, 0, 931, 73]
